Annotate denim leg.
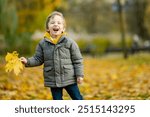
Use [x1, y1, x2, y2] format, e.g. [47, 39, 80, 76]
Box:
[65, 83, 83, 100]
[50, 87, 63, 100]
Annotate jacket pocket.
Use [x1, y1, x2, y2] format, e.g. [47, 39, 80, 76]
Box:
[63, 65, 72, 69]
[44, 66, 54, 81]
[44, 66, 53, 72]
[63, 65, 74, 80]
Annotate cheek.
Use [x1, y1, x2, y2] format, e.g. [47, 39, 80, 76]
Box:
[48, 25, 53, 30]
[60, 26, 65, 31]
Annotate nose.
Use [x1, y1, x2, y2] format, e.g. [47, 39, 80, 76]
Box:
[54, 22, 59, 26]
[53, 24, 58, 28]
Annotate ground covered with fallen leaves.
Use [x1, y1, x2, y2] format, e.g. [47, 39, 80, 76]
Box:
[0, 53, 150, 100]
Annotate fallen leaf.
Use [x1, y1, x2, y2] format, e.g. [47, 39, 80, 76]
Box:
[5, 51, 23, 75]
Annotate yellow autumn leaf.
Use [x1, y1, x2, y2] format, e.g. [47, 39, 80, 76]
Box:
[5, 51, 23, 75]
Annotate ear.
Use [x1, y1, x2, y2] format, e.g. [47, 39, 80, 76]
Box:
[46, 29, 50, 33]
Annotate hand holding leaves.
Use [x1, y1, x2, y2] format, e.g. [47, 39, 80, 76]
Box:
[20, 57, 27, 64]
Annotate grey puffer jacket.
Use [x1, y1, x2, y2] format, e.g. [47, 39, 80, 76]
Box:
[25, 36, 84, 87]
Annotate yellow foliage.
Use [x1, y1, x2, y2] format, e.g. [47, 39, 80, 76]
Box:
[0, 53, 150, 99]
[5, 51, 23, 75]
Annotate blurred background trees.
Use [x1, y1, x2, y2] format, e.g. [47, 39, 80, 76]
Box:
[125, 0, 150, 40]
[0, 0, 18, 53]
[0, 0, 150, 56]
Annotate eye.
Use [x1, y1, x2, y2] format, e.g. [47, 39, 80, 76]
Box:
[58, 22, 62, 24]
[50, 21, 55, 24]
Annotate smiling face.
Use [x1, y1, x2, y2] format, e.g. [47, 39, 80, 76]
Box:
[47, 15, 65, 38]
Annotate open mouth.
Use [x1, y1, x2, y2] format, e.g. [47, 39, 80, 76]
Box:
[53, 27, 59, 31]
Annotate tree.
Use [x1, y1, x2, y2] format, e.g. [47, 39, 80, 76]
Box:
[125, 0, 150, 40]
[0, 0, 64, 54]
[62, 0, 118, 33]
[0, 0, 18, 50]
[16, 0, 63, 32]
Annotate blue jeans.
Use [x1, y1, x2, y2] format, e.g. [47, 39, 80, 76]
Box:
[50, 83, 83, 100]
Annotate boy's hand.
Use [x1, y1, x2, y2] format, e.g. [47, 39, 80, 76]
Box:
[77, 77, 83, 84]
[20, 57, 27, 64]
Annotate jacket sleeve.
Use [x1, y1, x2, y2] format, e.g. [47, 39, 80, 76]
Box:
[70, 40, 84, 78]
[25, 43, 44, 67]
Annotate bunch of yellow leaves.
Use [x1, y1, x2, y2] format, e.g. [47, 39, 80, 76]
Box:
[5, 51, 24, 75]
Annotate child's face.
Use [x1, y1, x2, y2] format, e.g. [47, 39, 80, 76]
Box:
[48, 15, 65, 38]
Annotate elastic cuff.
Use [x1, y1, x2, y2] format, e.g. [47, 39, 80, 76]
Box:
[25, 58, 30, 67]
[76, 75, 84, 78]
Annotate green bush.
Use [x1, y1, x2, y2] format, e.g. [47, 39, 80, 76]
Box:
[76, 39, 89, 53]
[30, 39, 41, 55]
[76, 37, 111, 55]
[15, 32, 32, 55]
[109, 37, 132, 48]
[91, 37, 110, 55]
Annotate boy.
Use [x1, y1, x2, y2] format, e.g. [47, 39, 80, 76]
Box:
[20, 11, 84, 100]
